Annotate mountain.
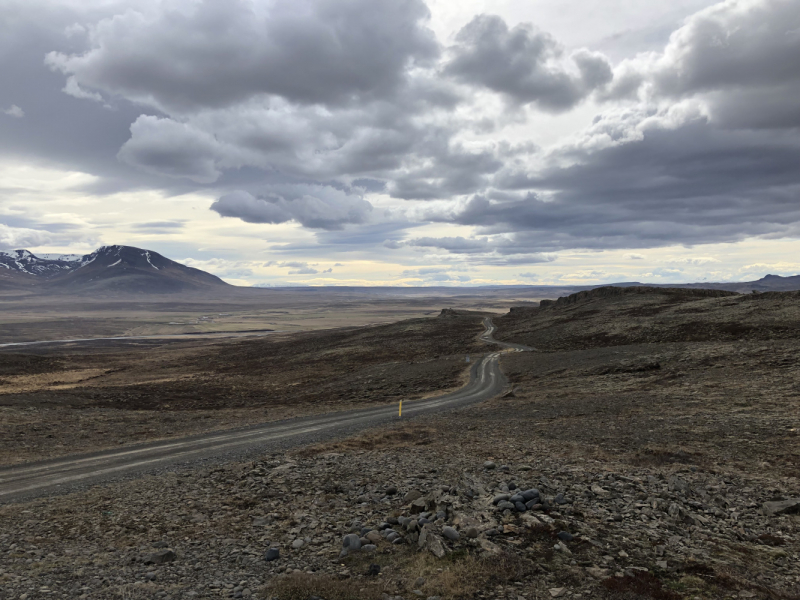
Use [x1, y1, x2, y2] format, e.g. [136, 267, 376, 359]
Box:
[0, 249, 81, 277]
[0, 245, 229, 294]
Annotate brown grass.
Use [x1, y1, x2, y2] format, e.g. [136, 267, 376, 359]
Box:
[399, 550, 536, 599]
[601, 571, 682, 599]
[294, 425, 437, 457]
[264, 572, 384, 600]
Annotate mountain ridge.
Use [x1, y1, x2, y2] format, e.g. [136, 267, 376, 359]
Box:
[1, 245, 799, 295]
[0, 245, 229, 294]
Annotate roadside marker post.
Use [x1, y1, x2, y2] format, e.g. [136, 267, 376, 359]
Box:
[399, 400, 402, 417]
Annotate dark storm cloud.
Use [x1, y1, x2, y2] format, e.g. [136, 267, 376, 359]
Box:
[210, 187, 373, 230]
[3, 0, 800, 262]
[435, 122, 800, 252]
[444, 15, 612, 111]
[45, 0, 439, 112]
[604, 0, 800, 127]
[118, 116, 223, 183]
[414, 0, 800, 256]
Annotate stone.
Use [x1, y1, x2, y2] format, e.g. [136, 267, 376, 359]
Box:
[426, 533, 446, 558]
[410, 497, 427, 513]
[404, 490, 423, 504]
[363, 544, 377, 553]
[385, 486, 398, 496]
[144, 549, 176, 565]
[465, 527, 479, 539]
[497, 501, 515, 511]
[484, 461, 497, 470]
[367, 563, 381, 576]
[510, 494, 524, 503]
[763, 498, 800, 516]
[414, 577, 426, 587]
[492, 494, 511, 505]
[549, 588, 567, 598]
[442, 527, 460, 541]
[265, 548, 280, 562]
[668, 476, 690, 494]
[342, 534, 362, 552]
[586, 567, 609, 579]
[366, 531, 382, 544]
[521, 489, 540, 502]
[591, 484, 611, 498]
[555, 493, 568, 505]
[291, 539, 305, 549]
[514, 501, 527, 512]
[557, 531, 574, 542]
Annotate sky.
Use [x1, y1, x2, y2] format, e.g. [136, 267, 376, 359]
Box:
[1, 0, 799, 287]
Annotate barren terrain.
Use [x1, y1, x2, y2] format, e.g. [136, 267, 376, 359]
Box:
[0, 313, 487, 465]
[1, 287, 799, 600]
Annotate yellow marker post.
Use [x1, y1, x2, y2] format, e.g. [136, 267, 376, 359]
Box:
[399, 400, 402, 417]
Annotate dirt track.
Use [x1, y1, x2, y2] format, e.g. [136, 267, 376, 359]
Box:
[0, 318, 524, 502]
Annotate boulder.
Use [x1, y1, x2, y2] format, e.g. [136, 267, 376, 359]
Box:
[763, 498, 800, 516]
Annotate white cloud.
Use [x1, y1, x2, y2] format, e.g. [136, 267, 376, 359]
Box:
[3, 105, 24, 118]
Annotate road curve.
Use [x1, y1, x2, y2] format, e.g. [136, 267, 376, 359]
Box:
[0, 318, 526, 503]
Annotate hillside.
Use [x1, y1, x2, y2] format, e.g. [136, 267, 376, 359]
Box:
[494, 285, 800, 351]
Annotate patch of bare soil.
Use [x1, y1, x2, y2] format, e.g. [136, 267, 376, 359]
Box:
[0, 315, 485, 465]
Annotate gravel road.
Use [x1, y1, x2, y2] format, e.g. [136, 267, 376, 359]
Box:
[0, 319, 523, 503]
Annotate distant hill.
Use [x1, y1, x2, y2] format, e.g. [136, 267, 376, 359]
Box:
[0, 245, 229, 294]
[606, 274, 800, 294]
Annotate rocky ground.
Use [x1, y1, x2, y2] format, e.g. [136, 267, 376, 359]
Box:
[1, 288, 799, 599]
[0, 315, 486, 465]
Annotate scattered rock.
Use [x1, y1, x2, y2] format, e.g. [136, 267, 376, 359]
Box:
[265, 548, 280, 562]
[404, 490, 423, 504]
[442, 526, 459, 541]
[144, 549, 176, 565]
[342, 534, 362, 552]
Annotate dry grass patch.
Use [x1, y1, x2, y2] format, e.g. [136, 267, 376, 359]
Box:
[264, 572, 384, 600]
[294, 425, 437, 457]
[400, 550, 536, 599]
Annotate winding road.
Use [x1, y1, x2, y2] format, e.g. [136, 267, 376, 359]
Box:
[0, 317, 531, 503]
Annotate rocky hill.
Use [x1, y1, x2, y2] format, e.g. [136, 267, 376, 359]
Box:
[495, 285, 800, 351]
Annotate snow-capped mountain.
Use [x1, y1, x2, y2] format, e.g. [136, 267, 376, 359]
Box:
[0, 245, 228, 293]
[0, 249, 81, 276]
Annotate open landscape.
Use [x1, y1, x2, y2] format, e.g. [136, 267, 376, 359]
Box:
[4, 0, 800, 598]
[1, 284, 798, 600]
